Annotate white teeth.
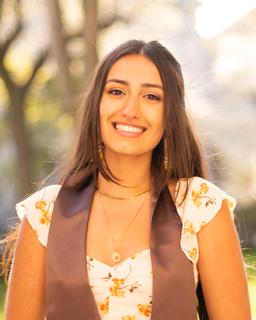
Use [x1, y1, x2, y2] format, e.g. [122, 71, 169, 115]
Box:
[115, 124, 144, 133]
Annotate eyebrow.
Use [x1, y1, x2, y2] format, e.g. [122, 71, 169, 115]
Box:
[106, 78, 163, 90]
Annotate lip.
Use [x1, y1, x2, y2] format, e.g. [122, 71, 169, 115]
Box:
[112, 121, 147, 138]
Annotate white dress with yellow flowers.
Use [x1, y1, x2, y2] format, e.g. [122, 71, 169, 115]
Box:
[16, 177, 236, 320]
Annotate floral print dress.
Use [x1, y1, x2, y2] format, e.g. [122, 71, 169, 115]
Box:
[16, 177, 236, 320]
[87, 250, 153, 319]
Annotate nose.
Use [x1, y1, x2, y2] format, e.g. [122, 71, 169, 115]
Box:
[121, 97, 141, 119]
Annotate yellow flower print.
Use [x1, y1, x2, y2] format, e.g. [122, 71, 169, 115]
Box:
[110, 284, 125, 298]
[191, 186, 216, 208]
[200, 183, 209, 194]
[191, 189, 202, 208]
[199, 221, 206, 230]
[150, 270, 153, 274]
[131, 252, 142, 259]
[180, 193, 185, 201]
[112, 278, 125, 286]
[110, 278, 125, 297]
[35, 200, 47, 210]
[46, 211, 52, 220]
[183, 220, 196, 235]
[33, 229, 38, 238]
[36, 192, 55, 226]
[122, 316, 137, 320]
[137, 304, 152, 317]
[225, 198, 234, 209]
[225, 198, 234, 219]
[39, 209, 52, 226]
[99, 296, 109, 315]
[189, 248, 197, 263]
[39, 216, 46, 225]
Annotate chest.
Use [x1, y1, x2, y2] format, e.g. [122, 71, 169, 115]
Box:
[46, 178, 198, 319]
[86, 193, 151, 267]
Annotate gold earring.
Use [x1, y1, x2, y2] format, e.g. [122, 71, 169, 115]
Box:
[164, 138, 172, 171]
[98, 138, 104, 160]
[164, 138, 168, 170]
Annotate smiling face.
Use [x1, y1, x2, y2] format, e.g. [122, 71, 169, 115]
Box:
[99, 54, 164, 160]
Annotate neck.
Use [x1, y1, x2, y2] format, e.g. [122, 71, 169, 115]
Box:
[97, 151, 152, 198]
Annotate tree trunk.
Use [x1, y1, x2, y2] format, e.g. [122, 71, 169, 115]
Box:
[47, 0, 73, 108]
[83, 0, 98, 87]
[8, 88, 32, 197]
[0, 2, 47, 198]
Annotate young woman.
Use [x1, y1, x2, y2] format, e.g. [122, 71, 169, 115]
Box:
[2, 40, 251, 319]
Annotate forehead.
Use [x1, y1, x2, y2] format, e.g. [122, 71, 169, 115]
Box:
[106, 54, 162, 85]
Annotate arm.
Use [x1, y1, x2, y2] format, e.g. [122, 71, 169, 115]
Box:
[197, 200, 251, 320]
[5, 216, 46, 320]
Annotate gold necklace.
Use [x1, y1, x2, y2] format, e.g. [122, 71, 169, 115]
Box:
[96, 187, 151, 200]
[99, 191, 149, 263]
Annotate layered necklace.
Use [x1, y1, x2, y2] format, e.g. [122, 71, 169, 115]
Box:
[96, 187, 151, 200]
[97, 187, 150, 263]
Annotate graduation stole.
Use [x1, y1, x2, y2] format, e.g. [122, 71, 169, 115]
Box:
[45, 166, 197, 319]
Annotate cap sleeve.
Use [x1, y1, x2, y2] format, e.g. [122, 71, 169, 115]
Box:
[175, 177, 236, 266]
[16, 185, 61, 247]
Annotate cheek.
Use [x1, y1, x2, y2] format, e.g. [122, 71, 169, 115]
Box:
[99, 96, 116, 123]
[152, 108, 164, 142]
[148, 118, 164, 149]
[99, 102, 105, 136]
[154, 126, 164, 146]
[99, 99, 113, 142]
[152, 106, 164, 132]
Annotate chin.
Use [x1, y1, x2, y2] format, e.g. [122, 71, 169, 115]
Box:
[104, 145, 153, 159]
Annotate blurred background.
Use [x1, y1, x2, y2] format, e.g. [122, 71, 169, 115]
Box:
[0, 0, 255, 317]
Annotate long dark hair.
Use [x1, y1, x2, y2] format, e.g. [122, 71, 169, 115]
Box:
[1, 40, 208, 318]
[60, 40, 207, 190]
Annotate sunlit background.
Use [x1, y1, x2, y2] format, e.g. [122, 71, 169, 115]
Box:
[0, 0, 256, 317]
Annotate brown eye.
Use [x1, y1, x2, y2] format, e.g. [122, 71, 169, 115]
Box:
[109, 90, 124, 95]
[145, 94, 160, 101]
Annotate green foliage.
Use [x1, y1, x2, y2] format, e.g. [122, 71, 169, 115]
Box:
[244, 249, 256, 318]
[0, 278, 6, 319]
[244, 248, 256, 279]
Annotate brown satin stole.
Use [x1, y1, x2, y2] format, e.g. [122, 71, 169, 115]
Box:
[45, 167, 197, 319]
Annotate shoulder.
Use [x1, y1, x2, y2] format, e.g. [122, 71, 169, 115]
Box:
[175, 176, 236, 218]
[16, 185, 61, 247]
[173, 177, 236, 266]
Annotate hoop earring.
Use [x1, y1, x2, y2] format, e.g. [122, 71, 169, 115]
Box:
[98, 138, 104, 160]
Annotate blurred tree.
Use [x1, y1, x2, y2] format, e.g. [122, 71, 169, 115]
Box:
[47, 0, 100, 106]
[47, 0, 73, 108]
[83, 0, 98, 86]
[0, 0, 47, 197]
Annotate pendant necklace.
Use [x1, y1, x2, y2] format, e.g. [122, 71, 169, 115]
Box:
[99, 190, 150, 263]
